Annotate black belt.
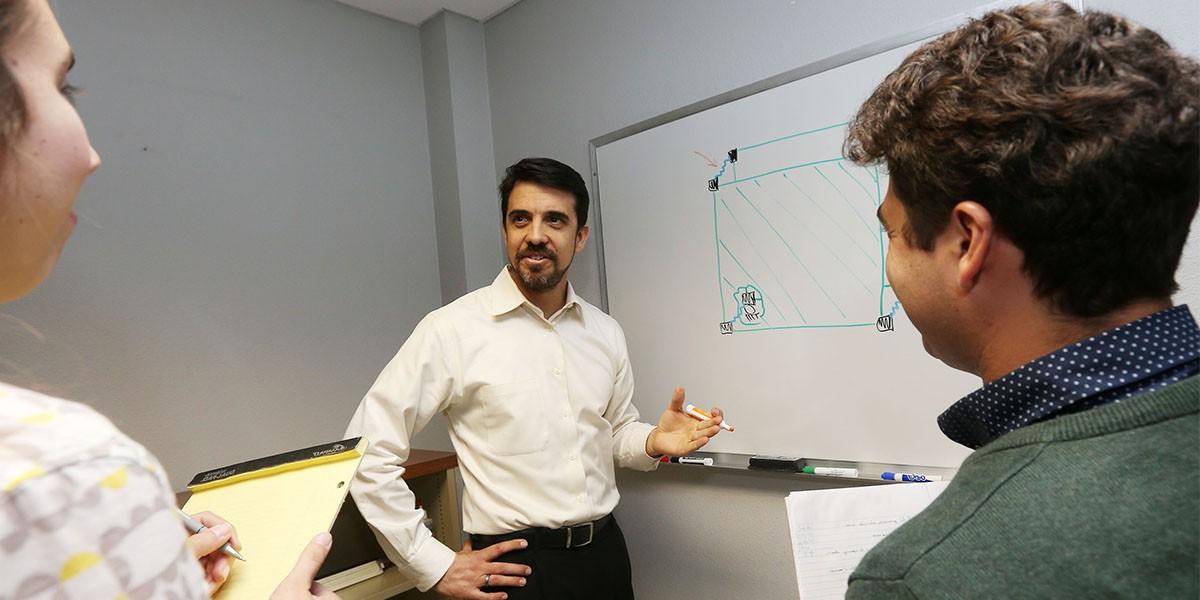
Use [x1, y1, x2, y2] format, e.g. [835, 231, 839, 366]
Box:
[469, 514, 613, 550]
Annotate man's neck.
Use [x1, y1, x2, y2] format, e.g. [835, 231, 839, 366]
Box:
[508, 267, 570, 318]
[976, 298, 1173, 383]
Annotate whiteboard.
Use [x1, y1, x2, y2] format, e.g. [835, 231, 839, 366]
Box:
[591, 28, 1200, 469]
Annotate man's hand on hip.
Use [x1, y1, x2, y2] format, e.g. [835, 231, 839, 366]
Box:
[646, 387, 724, 457]
[433, 538, 532, 600]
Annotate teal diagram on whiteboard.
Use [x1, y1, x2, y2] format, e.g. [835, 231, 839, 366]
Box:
[707, 122, 900, 334]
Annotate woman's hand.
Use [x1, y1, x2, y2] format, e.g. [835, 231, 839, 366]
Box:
[183, 511, 242, 596]
[270, 533, 341, 599]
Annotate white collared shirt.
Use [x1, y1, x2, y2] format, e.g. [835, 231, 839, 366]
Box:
[345, 268, 659, 591]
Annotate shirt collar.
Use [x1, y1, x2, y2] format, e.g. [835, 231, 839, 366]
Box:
[488, 267, 583, 322]
[937, 304, 1200, 449]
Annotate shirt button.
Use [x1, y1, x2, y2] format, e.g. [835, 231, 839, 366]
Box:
[553, 368, 562, 377]
[568, 454, 577, 462]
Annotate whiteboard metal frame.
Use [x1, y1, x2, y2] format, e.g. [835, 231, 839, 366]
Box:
[667, 451, 960, 483]
[584, 0, 1082, 476]
[587, 0, 1075, 312]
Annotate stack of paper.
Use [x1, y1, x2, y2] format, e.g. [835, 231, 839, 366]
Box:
[785, 481, 949, 599]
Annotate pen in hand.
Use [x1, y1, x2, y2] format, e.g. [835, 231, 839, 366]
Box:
[177, 508, 247, 561]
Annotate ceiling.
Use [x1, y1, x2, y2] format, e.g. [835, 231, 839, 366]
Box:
[335, 0, 522, 25]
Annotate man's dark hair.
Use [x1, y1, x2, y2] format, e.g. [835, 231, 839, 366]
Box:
[499, 157, 590, 229]
[845, 1, 1200, 318]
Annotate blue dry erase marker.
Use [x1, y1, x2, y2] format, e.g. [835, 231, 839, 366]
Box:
[881, 471, 942, 482]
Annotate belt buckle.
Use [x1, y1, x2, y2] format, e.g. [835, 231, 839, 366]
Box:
[566, 521, 594, 548]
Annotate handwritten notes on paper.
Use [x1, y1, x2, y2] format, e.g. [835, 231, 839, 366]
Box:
[785, 481, 949, 599]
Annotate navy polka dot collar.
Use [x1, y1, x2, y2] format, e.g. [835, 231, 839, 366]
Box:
[938, 305, 1200, 449]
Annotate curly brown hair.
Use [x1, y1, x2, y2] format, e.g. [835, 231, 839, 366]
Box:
[845, 1, 1200, 318]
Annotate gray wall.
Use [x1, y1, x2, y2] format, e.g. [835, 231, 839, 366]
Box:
[0, 0, 450, 484]
[4, 1, 1194, 598]
[422, 11, 503, 303]
[481, 1, 1200, 598]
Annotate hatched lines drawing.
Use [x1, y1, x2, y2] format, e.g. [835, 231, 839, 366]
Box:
[709, 122, 896, 334]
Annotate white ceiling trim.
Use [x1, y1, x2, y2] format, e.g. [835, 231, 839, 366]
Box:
[334, 0, 521, 25]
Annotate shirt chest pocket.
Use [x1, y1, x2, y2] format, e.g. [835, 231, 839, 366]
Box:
[477, 380, 551, 456]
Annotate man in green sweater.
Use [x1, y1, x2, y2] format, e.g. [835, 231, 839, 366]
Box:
[841, 3, 1199, 598]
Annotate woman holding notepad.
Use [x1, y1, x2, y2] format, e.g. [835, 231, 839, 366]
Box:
[0, 1, 335, 598]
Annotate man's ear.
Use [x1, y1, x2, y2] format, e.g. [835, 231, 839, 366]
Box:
[575, 224, 590, 252]
[947, 201, 994, 294]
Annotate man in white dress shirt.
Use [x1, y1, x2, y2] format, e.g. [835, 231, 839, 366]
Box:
[346, 157, 724, 600]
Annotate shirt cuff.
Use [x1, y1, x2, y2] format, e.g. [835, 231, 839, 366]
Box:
[405, 535, 457, 592]
[620, 422, 662, 472]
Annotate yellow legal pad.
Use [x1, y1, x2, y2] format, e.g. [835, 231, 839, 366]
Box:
[182, 437, 367, 599]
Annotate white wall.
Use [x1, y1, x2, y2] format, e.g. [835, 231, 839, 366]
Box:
[0, 0, 450, 484]
[481, 1, 1200, 598]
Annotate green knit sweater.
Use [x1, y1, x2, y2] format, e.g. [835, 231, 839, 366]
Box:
[846, 375, 1199, 599]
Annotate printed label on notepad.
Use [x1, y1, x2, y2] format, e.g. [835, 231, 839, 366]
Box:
[188, 437, 363, 488]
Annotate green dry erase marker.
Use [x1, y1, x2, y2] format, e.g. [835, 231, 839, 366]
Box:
[801, 466, 859, 477]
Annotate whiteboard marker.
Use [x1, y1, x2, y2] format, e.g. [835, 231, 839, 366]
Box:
[801, 466, 859, 478]
[659, 456, 715, 466]
[683, 403, 734, 432]
[881, 471, 942, 482]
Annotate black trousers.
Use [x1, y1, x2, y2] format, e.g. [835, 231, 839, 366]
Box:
[473, 516, 635, 600]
